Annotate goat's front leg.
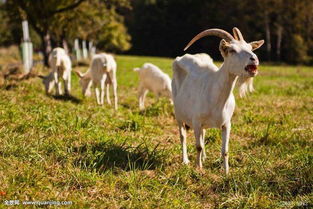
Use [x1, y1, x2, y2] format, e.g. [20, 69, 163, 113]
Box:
[221, 122, 231, 174]
[194, 123, 205, 169]
[138, 84, 148, 111]
[95, 87, 101, 105]
[179, 122, 189, 164]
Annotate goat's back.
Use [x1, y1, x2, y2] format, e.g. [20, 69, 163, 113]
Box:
[172, 53, 216, 97]
[138, 63, 171, 91]
[48, 47, 71, 77]
[91, 53, 116, 73]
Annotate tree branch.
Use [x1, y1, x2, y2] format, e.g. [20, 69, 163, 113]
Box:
[51, 0, 86, 15]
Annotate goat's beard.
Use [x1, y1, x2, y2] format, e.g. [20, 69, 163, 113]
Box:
[237, 75, 254, 98]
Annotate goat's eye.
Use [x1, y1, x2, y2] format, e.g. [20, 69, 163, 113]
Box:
[229, 49, 236, 53]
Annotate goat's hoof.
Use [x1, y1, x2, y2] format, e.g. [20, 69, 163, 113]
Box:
[182, 159, 190, 165]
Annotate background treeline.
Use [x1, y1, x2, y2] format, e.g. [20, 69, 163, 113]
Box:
[126, 0, 313, 64]
[1, 0, 313, 64]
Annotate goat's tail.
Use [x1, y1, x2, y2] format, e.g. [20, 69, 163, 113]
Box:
[133, 67, 141, 72]
[55, 52, 62, 67]
[172, 59, 187, 99]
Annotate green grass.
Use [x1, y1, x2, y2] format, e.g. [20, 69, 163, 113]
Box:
[0, 51, 312, 208]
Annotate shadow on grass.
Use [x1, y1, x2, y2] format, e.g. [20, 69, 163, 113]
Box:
[120, 102, 133, 109]
[52, 94, 81, 104]
[73, 141, 164, 173]
[3, 84, 18, 90]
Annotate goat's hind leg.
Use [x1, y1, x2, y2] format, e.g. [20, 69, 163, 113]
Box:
[194, 123, 205, 169]
[179, 122, 189, 164]
[202, 129, 207, 161]
[106, 83, 111, 105]
[63, 79, 70, 96]
[95, 87, 101, 105]
[100, 75, 107, 105]
[54, 72, 62, 95]
[112, 80, 118, 110]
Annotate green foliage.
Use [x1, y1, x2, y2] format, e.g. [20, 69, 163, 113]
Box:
[286, 34, 310, 64]
[1, 0, 131, 53]
[51, 0, 131, 51]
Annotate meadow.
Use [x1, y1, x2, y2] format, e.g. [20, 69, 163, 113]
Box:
[0, 47, 312, 208]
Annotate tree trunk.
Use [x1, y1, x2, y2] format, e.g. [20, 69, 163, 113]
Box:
[265, 12, 271, 61]
[62, 39, 69, 54]
[276, 25, 283, 61]
[41, 32, 52, 67]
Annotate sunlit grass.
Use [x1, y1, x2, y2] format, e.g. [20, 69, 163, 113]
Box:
[0, 50, 312, 208]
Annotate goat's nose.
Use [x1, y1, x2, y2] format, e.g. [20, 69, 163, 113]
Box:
[250, 57, 256, 61]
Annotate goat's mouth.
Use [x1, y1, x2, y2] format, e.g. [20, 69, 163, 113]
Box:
[245, 64, 258, 76]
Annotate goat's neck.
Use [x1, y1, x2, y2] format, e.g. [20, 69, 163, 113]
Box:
[214, 63, 238, 107]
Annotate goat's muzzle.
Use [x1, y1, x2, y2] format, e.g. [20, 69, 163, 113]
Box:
[245, 64, 258, 77]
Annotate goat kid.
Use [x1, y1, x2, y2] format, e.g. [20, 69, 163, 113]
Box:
[75, 53, 118, 110]
[39, 47, 72, 95]
[134, 63, 172, 110]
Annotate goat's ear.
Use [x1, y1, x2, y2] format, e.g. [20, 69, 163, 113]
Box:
[249, 40, 264, 51]
[75, 71, 83, 78]
[219, 39, 231, 57]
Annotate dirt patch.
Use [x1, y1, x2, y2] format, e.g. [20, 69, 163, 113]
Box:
[0, 63, 38, 89]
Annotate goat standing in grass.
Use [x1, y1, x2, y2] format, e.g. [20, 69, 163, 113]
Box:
[39, 47, 72, 95]
[75, 53, 118, 110]
[134, 63, 172, 110]
[172, 27, 264, 174]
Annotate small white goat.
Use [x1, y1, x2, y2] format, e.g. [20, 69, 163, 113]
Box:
[39, 47, 72, 95]
[172, 27, 264, 174]
[75, 53, 118, 110]
[133, 63, 172, 110]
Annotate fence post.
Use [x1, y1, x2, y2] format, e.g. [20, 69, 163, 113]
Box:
[74, 39, 81, 61]
[82, 40, 88, 59]
[88, 41, 96, 58]
[21, 20, 33, 74]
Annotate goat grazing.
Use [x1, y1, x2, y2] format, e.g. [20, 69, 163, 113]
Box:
[134, 63, 172, 110]
[75, 53, 118, 110]
[172, 27, 264, 174]
[39, 47, 72, 95]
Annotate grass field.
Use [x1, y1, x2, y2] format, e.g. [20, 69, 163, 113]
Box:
[0, 48, 312, 208]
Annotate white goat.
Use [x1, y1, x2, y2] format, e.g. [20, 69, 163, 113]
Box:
[39, 47, 72, 95]
[75, 53, 118, 110]
[133, 63, 172, 110]
[172, 27, 264, 174]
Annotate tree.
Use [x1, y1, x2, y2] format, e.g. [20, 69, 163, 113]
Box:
[4, 0, 87, 66]
[50, 0, 131, 53]
[3, 0, 131, 66]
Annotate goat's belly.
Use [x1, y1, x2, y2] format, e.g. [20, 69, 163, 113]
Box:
[173, 105, 193, 126]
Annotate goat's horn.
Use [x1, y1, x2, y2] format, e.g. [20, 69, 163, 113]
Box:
[184, 28, 234, 51]
[232, 27, 244, 41]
